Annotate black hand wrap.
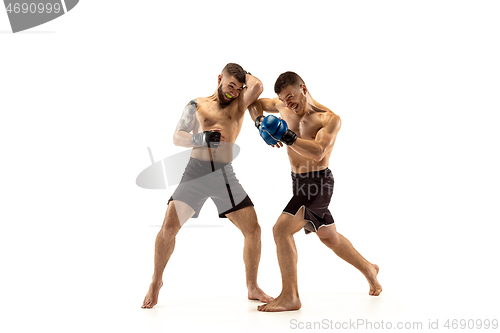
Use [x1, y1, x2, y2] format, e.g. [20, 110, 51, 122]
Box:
[255, 115, 265, 129]
[281, 129, 298, 146]
[192, 131, 221, 148]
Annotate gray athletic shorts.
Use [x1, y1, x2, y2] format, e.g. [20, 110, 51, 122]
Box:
[168, 158, 253, 218]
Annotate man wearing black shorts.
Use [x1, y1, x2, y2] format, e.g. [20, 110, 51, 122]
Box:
[142, 64, 273, 308]
[249, 71, 383, 312]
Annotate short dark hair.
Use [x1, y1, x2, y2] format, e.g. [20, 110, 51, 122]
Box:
[222, 63, 246, 85]
[274, 71, 305, 95]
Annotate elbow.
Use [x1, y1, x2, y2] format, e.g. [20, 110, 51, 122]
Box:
[247, 77, 263, 95]
[312, 148, 326, 162]
[172, 132, 182, 146]
[255, 81, 264, 95]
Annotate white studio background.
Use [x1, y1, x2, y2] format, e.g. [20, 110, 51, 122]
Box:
[1, 1, 499, 332]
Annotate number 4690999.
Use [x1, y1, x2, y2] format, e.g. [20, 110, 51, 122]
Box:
[444, 319, 498, 330]
[6, 3, 62, 14]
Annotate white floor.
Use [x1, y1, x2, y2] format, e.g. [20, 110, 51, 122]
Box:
[3, 216, 496, 333]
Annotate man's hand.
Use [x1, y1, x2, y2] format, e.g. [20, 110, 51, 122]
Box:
[259, 125, 279, 146]
[255, 115, 265, 129]
[192, 130, 222, 148]
[260, 115, 297, 146]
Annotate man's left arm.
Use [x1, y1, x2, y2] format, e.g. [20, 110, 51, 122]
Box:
[288, 115, 341, 162]
[238, 73, 264, 112]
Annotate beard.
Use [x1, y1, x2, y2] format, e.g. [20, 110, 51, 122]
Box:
[218, 85, 233, 107]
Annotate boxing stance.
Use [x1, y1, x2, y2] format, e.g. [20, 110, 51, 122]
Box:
[249, 71, 382, 312]
[142, 63, 273, 309]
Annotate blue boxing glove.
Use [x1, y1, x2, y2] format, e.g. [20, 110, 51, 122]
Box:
[259, 125, 279, 145]
[260, 115, 298, 146]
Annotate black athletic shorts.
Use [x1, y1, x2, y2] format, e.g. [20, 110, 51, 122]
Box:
[168, 157, 253, 218]
[283, 168, 335, 234]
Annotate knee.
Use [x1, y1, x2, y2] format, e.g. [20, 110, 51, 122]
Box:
[318, 228, 339, 246]
[161, 221, 180, 239]
[160, 205, 181, 239]
[243, 220, 261, 240]
[272, 218, 292, 240]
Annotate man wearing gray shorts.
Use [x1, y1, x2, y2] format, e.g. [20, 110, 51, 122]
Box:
[142, 64, 272, 308]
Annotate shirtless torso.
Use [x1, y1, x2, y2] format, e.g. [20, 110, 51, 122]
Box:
[189, 95, 245, 164]
[250, 83, 342, 173]
[276, 101, 339, 173]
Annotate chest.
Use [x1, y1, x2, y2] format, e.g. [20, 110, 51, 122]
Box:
[196, 102, 242, 126]
[284, 113, 323, 140]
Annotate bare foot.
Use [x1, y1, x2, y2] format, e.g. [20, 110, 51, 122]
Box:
[141, 281, 163, 309]
[367, 264, 382, 296]
[248, 286, 274, 303]
[257, 293, 301, 312]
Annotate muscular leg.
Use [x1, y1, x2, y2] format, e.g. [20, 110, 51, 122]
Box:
[258, 207, 308, 312]
[225, 206, 273, 303]
[316, 224, 382, 296]
[142, 200, 194, 308]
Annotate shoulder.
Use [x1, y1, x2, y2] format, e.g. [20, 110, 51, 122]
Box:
[325, 111, 340, 124]
[274, 99, 288, 113]
[313, 101, 338, 121]
[273, 97, 284, 107]
[323, 111, 341, 130]
[188, 98, 204, 106]
[184, 98, 199, 107]
[187, 97, 210, 110]
[314, 103, 340, 131]
[323, 112, 341, 135]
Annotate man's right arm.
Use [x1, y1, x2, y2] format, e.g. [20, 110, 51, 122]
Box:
[249, 98, 283, 146]
[173, 100, 198, 147]
[248, 98, 280, 126]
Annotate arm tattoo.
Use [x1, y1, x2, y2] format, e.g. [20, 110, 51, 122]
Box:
[175, 100, 198, 132]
